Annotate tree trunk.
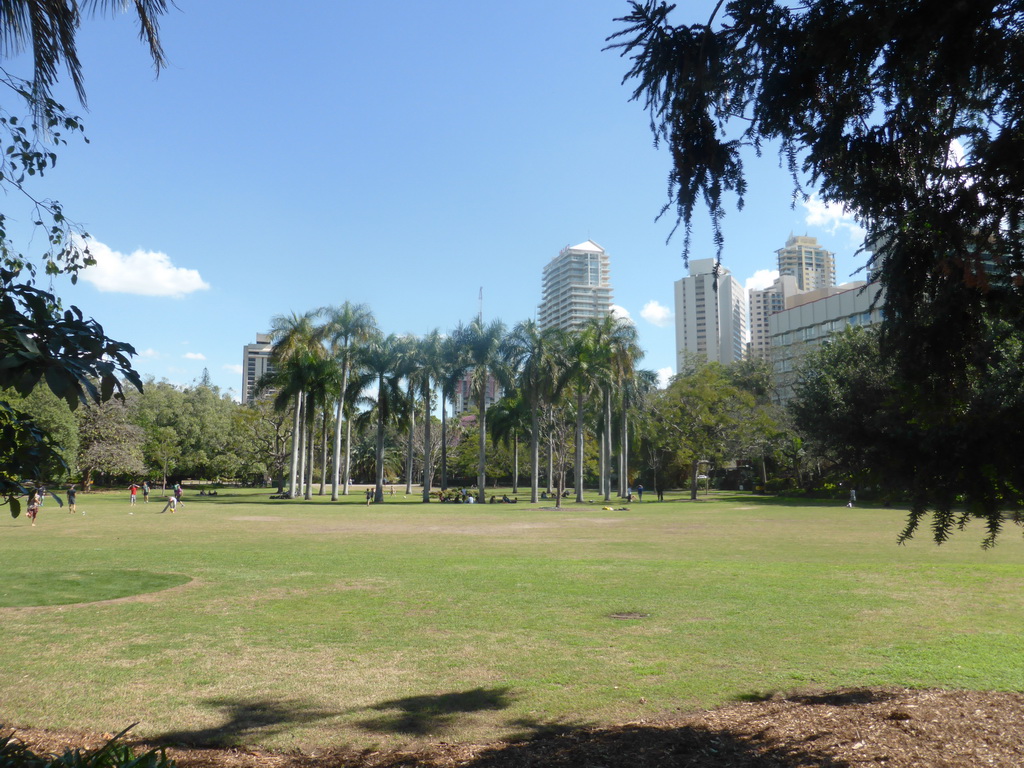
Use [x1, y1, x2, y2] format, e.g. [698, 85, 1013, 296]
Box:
[297, 397, 308, 499]
[318, 408, 329, 495]
[405, 387, 415, 495]
[529, 403, 539, 503]
[575, 389, 585, 503]
[603, 389, 612, 502]
[304, 403, 315, 501]
[477, 385, 487, 503]
[691, 460, 699, 501]
[422, 386, 433, 502]
[288, 392, 303, 498]
[342, 417, 353, 495]
[375, 379, 386, 503]
[512, 433, 519, 494]
[440, 391, 449, 490]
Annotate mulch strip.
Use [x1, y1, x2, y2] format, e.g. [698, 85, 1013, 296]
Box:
[8, 687, 1024, 767]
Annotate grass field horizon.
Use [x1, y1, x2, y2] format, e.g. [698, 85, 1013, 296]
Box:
[3, 487, 1022, 752]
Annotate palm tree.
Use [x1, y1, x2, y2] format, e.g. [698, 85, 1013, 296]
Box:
[417, 330, 444, 502]
[395, 334, 422, 495]
[505, 320, 566, 502]
[269, 310, 322, 498]
[359, 334, 407, 503]
[437, 333, 468, 491]
[2, 0, 168, 114]
[593, 315, 642, 501]
[488, 392, 530, 494]
[563, 326, 607, 503]
[321, 302, 378, 500]
[455, 318, 510, 503]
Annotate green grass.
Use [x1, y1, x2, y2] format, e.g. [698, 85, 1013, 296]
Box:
[2, 487, 1022, 751]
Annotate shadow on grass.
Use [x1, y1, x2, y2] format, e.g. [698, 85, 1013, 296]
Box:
[356, 687, 513, 736]
[151, 697, 337, 747]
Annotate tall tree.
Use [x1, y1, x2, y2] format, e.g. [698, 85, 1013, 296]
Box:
[611, 0, 1024, 540]
[506, 321, 566, 503]
[436, 333, 467, 491]
[269, 310, 322, 498]
[321, 302, 378, 500]
[359, 334, 407, 503]
[455, 318, 510, 503]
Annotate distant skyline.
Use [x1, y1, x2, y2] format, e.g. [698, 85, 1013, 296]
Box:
[17, 2, 868, 400]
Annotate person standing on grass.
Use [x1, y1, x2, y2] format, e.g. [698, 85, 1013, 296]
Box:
[143, 481, 150, 503]
[26, 489, 40, 526]
[67, 484, 78, 514]
[129, 482, 139, 506]
[636, 483, 644, 502]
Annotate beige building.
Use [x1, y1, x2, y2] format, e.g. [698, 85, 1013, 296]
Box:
[538, 240, 613, 331]
[748, 274, 801, 359]
[769, 282, 884, 403]
[776, 234, 836, 291]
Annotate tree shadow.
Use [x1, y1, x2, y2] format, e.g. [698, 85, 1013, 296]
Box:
[735, 687, 900, 707]
[378, 721, 854, 767]
[355, 687, 512, 736]
[149, 697, 338, 747]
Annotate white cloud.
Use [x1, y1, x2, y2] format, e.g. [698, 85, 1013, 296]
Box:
[802, 195, 867, 245]
[139, 348, 163, 359]
[640, 300, 673, 327]
[657, 367, 673, 389]
[745, 269, 779, 292]
[183, 352, 207, 361]
[79, 237, 210, 298]
[610, 304, 633, 322]
[223, 364, 243, 375]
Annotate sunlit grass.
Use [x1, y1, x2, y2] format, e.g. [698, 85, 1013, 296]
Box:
[2, 487, 1022, 750]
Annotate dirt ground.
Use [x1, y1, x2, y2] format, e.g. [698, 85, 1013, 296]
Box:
[8, 687, 1024, 767]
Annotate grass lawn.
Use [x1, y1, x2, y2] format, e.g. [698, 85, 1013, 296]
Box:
[2, 487, 1022, 752]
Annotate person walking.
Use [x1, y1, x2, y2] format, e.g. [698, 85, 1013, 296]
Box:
[26, 489, 40, 526]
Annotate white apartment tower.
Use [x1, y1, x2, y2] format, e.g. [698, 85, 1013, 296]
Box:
[242, 333, 274, 404]
[674, 259, 749, 370]
[538, 240, 613, 331]
[748, 274, 801, 359]
[776, 234, 836, 291]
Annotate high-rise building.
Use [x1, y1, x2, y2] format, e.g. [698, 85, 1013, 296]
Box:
[748, 274, 801, 359]
[673, 258, 749, 370]
[776, 234, 836, 291]
[242, 333, 274, 404]
[538, 240, 613, 331]
[452, 370, 501, 416]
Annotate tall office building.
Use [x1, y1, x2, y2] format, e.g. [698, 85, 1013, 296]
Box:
[674, 258, 749, 370]
[452, 370, 501, 416]
[776, 234, 836, 291]
[748, 274, 801, 359]
[242, 333, 274, 404]
[538, 240, 613, 331]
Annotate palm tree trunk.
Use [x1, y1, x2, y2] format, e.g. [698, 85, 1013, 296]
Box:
[405, 387, 415, 495]
[598, 391, 606, 505]
[342, 418, 353, 495]
[440, 390, 449, 490]
[422, 387, 433, 502]
[375, 383, 386, 504]
[575, 389, 585, 503]
[304, 402, 315, 501]
[477, 387, 487, 503]
[529, 404, 539, 503]
[319, 408, 329, 495]
[620, 411, 630, 497]
[288, 392, 303, 498]
[298, 398, 308, 499]
[330, 359, 350, 501]
[512, 433, 519, 494]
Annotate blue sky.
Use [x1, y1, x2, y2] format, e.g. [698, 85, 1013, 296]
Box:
[24, 1, 868, 400]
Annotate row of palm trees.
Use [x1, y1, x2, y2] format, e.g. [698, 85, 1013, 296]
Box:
[262, 302, 654, 506]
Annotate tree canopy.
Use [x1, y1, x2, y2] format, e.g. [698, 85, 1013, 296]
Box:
[611, 0, 1024, 542]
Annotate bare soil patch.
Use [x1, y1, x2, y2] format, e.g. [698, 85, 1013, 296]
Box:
[9, 687, 1024, 767]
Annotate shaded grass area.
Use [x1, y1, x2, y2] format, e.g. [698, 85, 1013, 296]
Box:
[2, 488, 1023, 750]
